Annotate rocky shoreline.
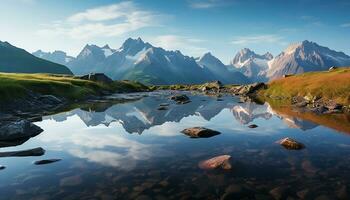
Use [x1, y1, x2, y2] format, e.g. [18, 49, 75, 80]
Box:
[163, 80, 350, 115]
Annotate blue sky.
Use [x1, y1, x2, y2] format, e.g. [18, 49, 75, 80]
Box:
[0, 0, 349, 63]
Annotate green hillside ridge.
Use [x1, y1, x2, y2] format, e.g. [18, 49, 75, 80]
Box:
[0, 73, 149, 102]
[0, 41, 72, 75]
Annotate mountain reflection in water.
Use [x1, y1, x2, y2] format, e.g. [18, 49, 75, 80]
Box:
[1, 91, 350, 200]
[44, 91, 346, 134]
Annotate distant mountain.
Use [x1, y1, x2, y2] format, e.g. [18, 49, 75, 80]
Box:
[33, 50, 74, 66]
[196, 52, 250, 84]
[0, 41, 73, 75]
[231, 48, 273, 82]
[267, 40, 350, 79]
[35, 38, 249, 85]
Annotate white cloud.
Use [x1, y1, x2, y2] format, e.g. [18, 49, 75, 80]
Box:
[231, 34, 286, 46]
[37, 1, 161, 39]
[189, 0, 232, 9]
[340, 23, 350, 28]
[149, 35, 208, 56]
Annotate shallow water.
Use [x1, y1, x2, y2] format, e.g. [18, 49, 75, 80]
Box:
[1, 91, 350, 200]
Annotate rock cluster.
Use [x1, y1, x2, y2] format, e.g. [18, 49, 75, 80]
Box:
[230, 83, 267, 96]
[200, 81, 223, 93]
[292, 95, 345, 114]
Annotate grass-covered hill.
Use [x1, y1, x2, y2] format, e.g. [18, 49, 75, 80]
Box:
[0, 73, 149, 102]
[259, 67, 350, 105]
[0, 41, 72, 75]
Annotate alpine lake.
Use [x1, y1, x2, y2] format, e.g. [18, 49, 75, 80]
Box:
[1, 91, 350, 200]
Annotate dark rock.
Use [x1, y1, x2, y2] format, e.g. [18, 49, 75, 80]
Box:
[157, 106, 168, 111]
[329, 66, 338, 71]
[80, 73, 113, 84]
[232, 82, 267, 96]
[0, 138, 31, 148]
[310, 106, 328, 114]
[181, 127, 221, 138]
[283, 74, 294, 78]
[159, 103, 169, 106]
[0, 147, 45, 157]
[217, 98, 224, 101]
[198, 155, 231, 170]
[276, 137, 305, 150]
[248, 124, 258, 128]
[170, 94, 190, 104]
[0, 120, 43, 142]
[34, 159, 61, 165]
[0, 165, 5, 170]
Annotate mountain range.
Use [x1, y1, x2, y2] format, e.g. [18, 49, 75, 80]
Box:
[34, 38, 249, 85]
[0, 37, 339, 84]
[33, 38, 350, 84]
[0, 41, 72, 75]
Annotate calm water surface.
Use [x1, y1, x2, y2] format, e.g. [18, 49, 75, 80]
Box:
[1, 91, 350, 200]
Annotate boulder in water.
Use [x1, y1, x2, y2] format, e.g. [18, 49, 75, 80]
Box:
[198, 155, 231, 170]
[181, 127, 221, 138]
[277, 137, 305, 150]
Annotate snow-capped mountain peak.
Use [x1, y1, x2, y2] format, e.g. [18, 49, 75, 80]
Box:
[32, 49, 74, 65]
[267, 40, 350, 79]
[230, 48, 273, 82]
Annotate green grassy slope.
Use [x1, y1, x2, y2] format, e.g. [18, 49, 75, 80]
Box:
[0, 73, 149, 102]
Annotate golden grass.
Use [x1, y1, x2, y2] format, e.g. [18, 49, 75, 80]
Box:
[259, 67, 350, 105]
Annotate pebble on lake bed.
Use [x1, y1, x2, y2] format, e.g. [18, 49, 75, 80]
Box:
[198, 155, 232, 170]
[277, 137, 305, 150]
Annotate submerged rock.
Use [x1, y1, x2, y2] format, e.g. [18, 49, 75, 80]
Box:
[181, 127, 221, 138]
[198, 155, 231, 170]
[248, 124, 258, 128]
[277, 137, 305, 150]
[0, 165, 5, 170]
[0, 147, 45, 157]
[170, 94, 190, 104]
[34, 159, 61, 165]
